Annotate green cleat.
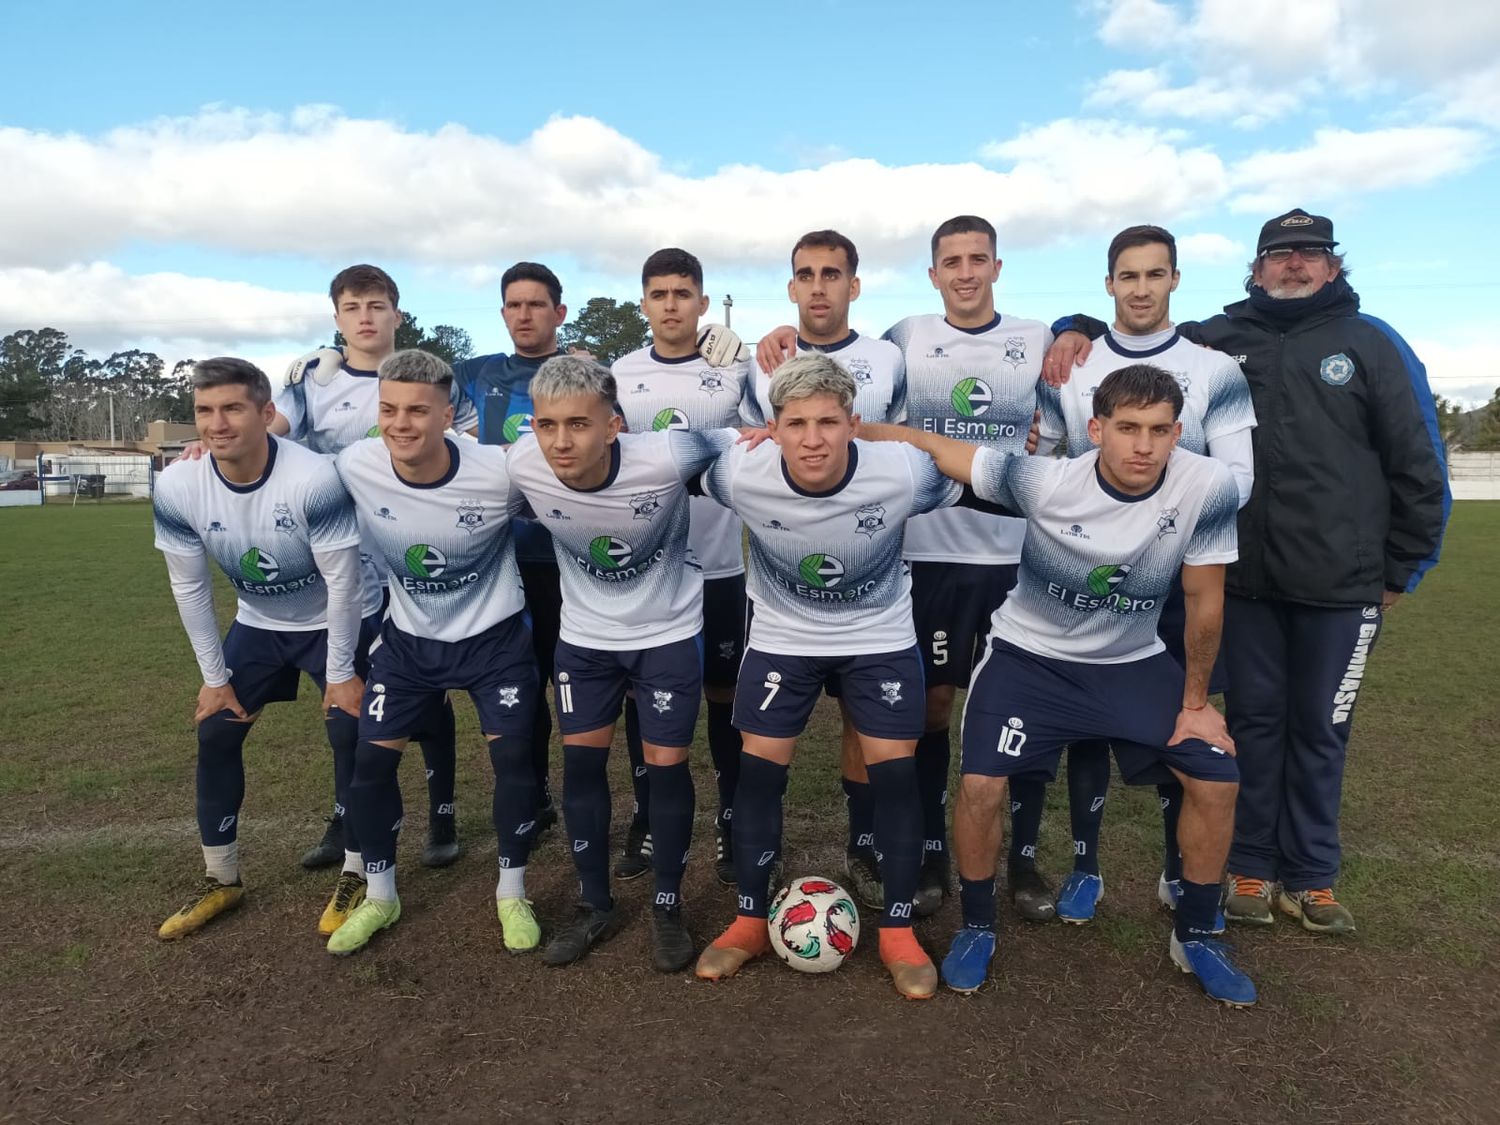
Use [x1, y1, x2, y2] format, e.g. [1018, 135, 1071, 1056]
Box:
[497, 897, 541, 952]
[326, 897, 400, 956]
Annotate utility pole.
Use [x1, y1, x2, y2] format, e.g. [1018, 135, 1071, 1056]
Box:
[107, 390, 116, 444]
[723, 294, 733, 329]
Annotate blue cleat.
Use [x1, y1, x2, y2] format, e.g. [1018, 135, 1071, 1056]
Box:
[941, 927, 997, 994]
[1158, 874, 1226, 934]
[1169, 933, 1258, 1007]
[1056, 871, 1104, 924]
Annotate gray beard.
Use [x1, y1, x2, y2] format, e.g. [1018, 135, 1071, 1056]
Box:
[1265, 280, 1322, 300]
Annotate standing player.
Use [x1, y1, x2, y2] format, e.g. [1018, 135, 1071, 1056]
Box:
[863, 364, 1253, 1006]
[692, 354, 989, 1001]
[272, 264, 475, 871]
[1028, 226, 1255, 924]
[612, 249, 754, 887]
[153, 358, 381, 940]
[757, 215, 1052, 920]
[330, 350, 540, 955]
[507, 355, 743, 971]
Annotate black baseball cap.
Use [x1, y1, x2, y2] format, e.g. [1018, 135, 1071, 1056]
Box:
[1257, 208, 1338, 254]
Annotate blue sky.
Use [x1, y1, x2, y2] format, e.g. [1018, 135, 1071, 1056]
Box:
[2, 0, 1497, 404]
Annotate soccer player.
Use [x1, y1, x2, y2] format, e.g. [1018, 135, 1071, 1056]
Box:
[862, 364, 1254, 1006]
[691, 353, 988, 1001]
[272, 264, 476, 871]
[153, 358, 381, 941]
[506, 355, 743, 971]
[329, 350, 540, 955]
[757, 216, 1051, 921]
[611, 249, 754, 887]
[1028, 225, 1255, 924]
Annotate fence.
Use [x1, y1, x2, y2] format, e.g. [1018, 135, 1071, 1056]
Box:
[1449, 452, 1500, 500]
[35, 453, 155, 502]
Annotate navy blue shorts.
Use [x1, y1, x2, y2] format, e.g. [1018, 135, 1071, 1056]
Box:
[910, 561, 1018, 688]
[554, 636, 703, 747]
[360, 613, 538, 741]
[960, 639, 1238, 785]
[223, 612, 381, 715]
[735, 646, 925, 741]
[702, 574, 748, 691]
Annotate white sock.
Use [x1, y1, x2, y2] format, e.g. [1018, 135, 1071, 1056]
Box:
[202, 842, 239, 884]
[366, 866, 397, 902]
[496, 864, 527, 900]
[342, 850, 363, 876]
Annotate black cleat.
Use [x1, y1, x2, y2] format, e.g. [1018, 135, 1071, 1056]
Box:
[613, 820, 653, 880]
[650, 906, 695, 972]
[913, 852, 951, 918]
[844, 847, 884, 910]
[542, 902, 623, 966]
[525, 801, 559, 847]
[300, 816, 344, 869]
[420, 816, 462, 868]
[1008, 860, 1057, 923]
[714, 820, 736, 887]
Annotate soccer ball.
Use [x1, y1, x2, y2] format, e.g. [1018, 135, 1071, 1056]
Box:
[767, 877, 860, 973]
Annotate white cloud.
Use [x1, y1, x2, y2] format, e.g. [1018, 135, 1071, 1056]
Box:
[1176, 233, 1247, 264]
[1406, 337, 1500, 409]
[1084, 67, 1307, 129]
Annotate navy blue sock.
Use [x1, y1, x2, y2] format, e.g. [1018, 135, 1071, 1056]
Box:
[351, 741, 404, 876]
[325, 710, 361, 854]
[1176, 878, 1222, 942]
[1159, 783, 1184, 882]
[868, 757, 923, 928]
[418, 696, 458, 820]
[489, 736, 536, 869]
[959, 876, 997, 931]
[561, 744, 612, 910]
[706, 699, 739, 822]
[730, 753, 788, 917]
[624, 697, 649, 826]
[842, 777, 876, 854]
[914, 728, 950, 859]
[1008, 775, 1047, 868]
[195, 713, 251, 846]
[530, 701, 554, 811]
[646, 761, 695, 909]
[1066, 742, 1111, 877]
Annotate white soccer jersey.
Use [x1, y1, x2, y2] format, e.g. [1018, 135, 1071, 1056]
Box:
[612, 346, 753, 580]
[507, 428, 739, 651]
[971, 446, 1240, 664]
[884, 313, 1052, 565]
[274, 351, 478, 455]
[153, 435, 380, 629]
[1037, 328, 1256, 458]
[334, 438, 525, 643]
[700, 439, 963, 657]
[742, 332, 907, 429]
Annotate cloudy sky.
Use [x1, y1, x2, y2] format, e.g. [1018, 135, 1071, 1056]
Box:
[3, 0, 1497, 404]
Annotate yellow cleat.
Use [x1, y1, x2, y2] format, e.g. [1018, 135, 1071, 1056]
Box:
[326, 897, 400, 956]
[158, 877, 245, 941]
[318, 872, 368, 936]
[497, 897, 541, 952]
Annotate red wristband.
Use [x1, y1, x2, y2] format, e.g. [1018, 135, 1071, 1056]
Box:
[1183, 702, 1208, 712]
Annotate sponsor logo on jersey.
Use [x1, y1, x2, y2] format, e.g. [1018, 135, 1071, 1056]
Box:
[589, 536, 633, 570]
[652, 407, 689, 431]
[631, 491, 662, 520]
[456, 500, 484, 533]
[334, 400, 357, 413]
[206, 521, 226, 533]
[798, 553, 844, 589]
[847, 358, 873, 385]
[1320, 353, 1355, 386]
[1002, 337, 1028, 368]
[497, 685, 520, 709]
[272, 502, 297, 534]
[579, 536, 665, 582]
[545, 508, 571, 521]
[374, 506, 397, 521]
[652, 690, 674, 714]
[405, 544, 447, 578]
[501, 412, 534, 443]
[925, 346, 949, 359]
[401, 543, 481, 593]
[782, 552, 877, 602]
[1045, 563, 1157, 614]
[630, 383, 650, 394]
[951, 377, 992, 417]
[854, 504, 886, 538]
[1087, 563, 1131, 596]
[239, 547, 280, 582]
[1062, 523, 1090, 539]
[1156, 507, 1179, 540]
[879, 680, 903, 705]
[1331, 621, 1379, 724]
[761, 518, 790, 531]
[365, 424, 381, 438]
[698, 371, 727, 395]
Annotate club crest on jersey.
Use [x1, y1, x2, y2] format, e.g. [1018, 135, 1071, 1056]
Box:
[456, 500, 485, 533]
[1169, 371, 1192, 395]
[1320, 353, 1355, 386]
[374, 506, 397, 521]
[698, 370, 727, 395]
[272, 502, 298, 534]
[631, 491, 662, 520]
[1003, 337, 1028, 368]
[846, 358, 873, 385]
[854, 504, 887, 538]
[1156, 507, 1179, 540]
[879, 680, 904, 706]
[497, 685, 520, 709]
[652, 690, 674, 714]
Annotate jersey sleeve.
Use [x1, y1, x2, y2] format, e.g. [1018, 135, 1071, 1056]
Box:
[667, 427, 741, 481]
[303, 459, 361, 551]
[450, 379, 479, 434]
[887, 353, 908, 424]
[272, 376, 307, 441]
[902, 443, 964, 515]
[969, 447, 1056, 517]
[698, 444, 739, 508]
[739, 365, 770, 427]
[1036, 380, 1066, 448]
[880, 317, 913, 351]
[152, 472, 203, 557]
[1184, 467, 1241, 566]
[1201, 356, 1257, 444]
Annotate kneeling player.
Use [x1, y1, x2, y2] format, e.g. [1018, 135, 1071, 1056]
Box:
[153, 358, 382, 940]
[330, 350, 540, 955]
[692, 354, 983, 1001]
[863, 364, 1253, 1005]
[507, 355, 743, 971]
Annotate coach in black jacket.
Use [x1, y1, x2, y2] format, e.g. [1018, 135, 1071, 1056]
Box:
[1046, 208, 1449, 937]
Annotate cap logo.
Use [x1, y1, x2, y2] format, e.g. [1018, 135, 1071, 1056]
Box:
[1281, 215, 1314, 228]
